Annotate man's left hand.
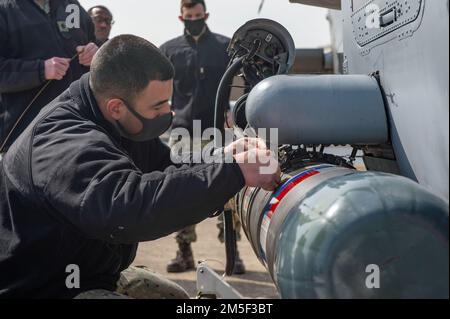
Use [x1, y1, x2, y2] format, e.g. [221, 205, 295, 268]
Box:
[76, 43, 99, 67]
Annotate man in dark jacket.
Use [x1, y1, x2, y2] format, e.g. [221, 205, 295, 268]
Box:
[160, 0, 248, 274]
[0, 0, 98, 151]
[160, 0, 230, 135]
[0, 34, 280, 298]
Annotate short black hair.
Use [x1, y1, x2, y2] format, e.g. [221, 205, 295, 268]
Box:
[88, 5, 113, 17]
[90, 35, 174, 103]
[181, 0, 206, 13]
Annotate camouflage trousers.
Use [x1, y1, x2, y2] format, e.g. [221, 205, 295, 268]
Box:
[176, 198, 242, 244]
[168, 136, 242, 245]
[74, 265, 190, 299]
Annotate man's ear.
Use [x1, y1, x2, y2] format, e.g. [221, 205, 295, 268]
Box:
[204, 12, 209, 21]
[178, 15, 184, 23]
[106, 98, 126, 120]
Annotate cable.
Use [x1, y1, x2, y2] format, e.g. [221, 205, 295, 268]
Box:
[214, 56, 245, 148]
[0, 52, 81, 153]
[213, 56, 246, 278]
[223, 209, 236, 276]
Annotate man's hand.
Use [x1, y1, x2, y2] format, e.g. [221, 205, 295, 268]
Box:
[234, 148, 281, 191]
[225, 110, 234, 129]
[223, 137, 268, 156]
[76, 43, 99, 66]
[44, 57, 71, 80]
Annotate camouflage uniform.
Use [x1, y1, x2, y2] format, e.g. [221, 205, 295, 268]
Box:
[174, 202, 242, 244]
[74, 265, 190, 299]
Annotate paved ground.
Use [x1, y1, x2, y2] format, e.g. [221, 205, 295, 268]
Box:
[132, 217, 280, 299]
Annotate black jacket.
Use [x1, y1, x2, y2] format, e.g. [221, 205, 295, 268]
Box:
[160, 28, 230, 134]
[0, 73, 245, 298]
[0, 0, 95, 149]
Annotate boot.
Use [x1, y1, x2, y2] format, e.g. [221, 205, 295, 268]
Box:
[233, 249, 246, 275]
[166, 243, 195, 273]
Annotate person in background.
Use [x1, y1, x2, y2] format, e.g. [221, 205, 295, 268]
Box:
[88, 5, 114, 46]
[0, 0, 98, 151]
[160, 0, 246, 275]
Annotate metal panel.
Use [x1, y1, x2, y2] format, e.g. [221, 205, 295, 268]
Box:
[342, 0, 449, 201]
[351, 0, 424, 48]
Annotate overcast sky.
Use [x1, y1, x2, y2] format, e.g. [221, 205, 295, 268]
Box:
[78, 0, 331, 48]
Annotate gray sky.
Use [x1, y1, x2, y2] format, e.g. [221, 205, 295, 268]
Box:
[78, 0, 331, 48]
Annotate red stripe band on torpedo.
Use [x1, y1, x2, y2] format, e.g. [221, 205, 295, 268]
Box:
[263, 165, 332, 220]
[265, 171, 319, 219]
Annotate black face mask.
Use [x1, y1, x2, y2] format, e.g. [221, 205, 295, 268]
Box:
[115, 101, 173, 142]
[184, 18, 206, 37]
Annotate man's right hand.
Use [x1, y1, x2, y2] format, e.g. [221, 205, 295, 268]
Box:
[234, 149, 282, 191]
[44, 57, 71, 80]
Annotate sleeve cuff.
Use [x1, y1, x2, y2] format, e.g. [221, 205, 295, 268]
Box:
[210, 147, 245, 189]
[38, 60, 46, 83]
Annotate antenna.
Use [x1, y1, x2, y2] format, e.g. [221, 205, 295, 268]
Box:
[258, 0, 265, 14]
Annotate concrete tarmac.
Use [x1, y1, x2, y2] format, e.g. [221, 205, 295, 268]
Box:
[132, 217, 279, 299]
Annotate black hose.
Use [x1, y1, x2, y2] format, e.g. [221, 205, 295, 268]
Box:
[224, 209, 236, 276]
[214, 56, 245, 148]
[214, 56, 245, 276]
[0, 52, 81, 154]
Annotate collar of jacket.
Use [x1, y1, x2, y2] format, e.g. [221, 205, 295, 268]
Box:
[184, 25, 212, 44]
[77, 73, 122, 142]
